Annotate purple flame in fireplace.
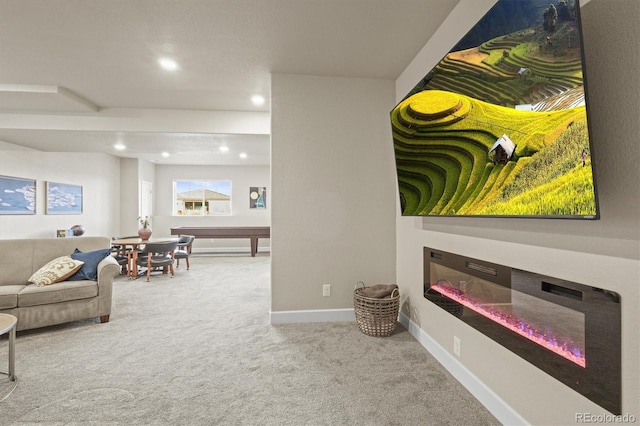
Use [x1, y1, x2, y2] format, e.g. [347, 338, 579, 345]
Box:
[430, 283, 586, 367]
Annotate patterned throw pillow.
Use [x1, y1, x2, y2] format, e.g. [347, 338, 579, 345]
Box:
[28, 256, 85, 287]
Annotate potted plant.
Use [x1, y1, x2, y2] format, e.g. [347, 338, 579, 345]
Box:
[137, 216, 152, 240]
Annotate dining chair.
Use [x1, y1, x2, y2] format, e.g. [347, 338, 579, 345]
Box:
[175, 235, 195, 270]
[111, 236, 138, 275]
[112, 250, 129, 275]
[134, 241, 179, 281]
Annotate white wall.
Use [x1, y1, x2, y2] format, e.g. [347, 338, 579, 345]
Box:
[0, 141, 270, 253]
[119, 158, 142, 237]
[154, 164, 270, 252]
[395, 0, 639, 424]
[0, 141, 34, 151]
[0, 141, 121, 239]
[270, 73, 397, 313]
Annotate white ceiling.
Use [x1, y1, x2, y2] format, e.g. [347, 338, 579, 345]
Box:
[0, 0, 460, 165]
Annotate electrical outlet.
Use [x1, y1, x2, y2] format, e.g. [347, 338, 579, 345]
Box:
[322, 284, 331, 297]
[453, 336, 461, 357]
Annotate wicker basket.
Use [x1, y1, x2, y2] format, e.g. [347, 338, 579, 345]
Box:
[354, 281, 400, 337]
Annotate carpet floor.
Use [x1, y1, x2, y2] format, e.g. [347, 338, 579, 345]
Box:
[0, 254, 500, 425]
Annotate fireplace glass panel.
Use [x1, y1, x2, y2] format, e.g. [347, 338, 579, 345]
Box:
[429, 263, 586, 367]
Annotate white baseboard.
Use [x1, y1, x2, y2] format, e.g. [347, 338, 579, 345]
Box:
[270, 308, 355, 324]
[192, 247, 271, 254]
[398, 312, 528, 426]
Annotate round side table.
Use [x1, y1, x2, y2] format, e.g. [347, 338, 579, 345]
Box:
[0, 313, 17, 402]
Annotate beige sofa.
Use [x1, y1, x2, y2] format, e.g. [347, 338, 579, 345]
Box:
[0, 237, 119, 331]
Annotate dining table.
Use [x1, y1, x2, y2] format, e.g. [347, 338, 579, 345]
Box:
[111, 237, 178, 279]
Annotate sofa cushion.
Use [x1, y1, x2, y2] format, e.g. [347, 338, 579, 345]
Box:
[0, 237, 111, 287]
[0, 240, 35, 286]
[68, 248, 112, 281]
[28, 256, 85, 287]
[18, 280, 98, 307]
[0, 285, 26, 309]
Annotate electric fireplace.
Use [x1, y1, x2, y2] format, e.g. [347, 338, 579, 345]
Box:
[424, 247, 621, 414]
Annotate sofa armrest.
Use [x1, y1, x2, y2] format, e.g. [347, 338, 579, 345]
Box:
[96, 255, 120, 318]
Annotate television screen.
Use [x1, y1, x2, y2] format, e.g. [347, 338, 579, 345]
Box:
[391, 0, 599, 219]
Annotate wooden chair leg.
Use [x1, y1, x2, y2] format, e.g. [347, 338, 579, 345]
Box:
[186, 257, 190, 270]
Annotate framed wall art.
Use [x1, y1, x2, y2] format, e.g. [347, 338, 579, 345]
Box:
[0, 175, 36, 215]
[46, 181, 83, 215]
[249, 187, 267, 209]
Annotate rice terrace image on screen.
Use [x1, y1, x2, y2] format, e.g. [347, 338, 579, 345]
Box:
[391, 0, 598, 218]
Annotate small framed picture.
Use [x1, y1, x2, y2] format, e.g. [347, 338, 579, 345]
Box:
[249, 187, 267, 209]
[0, 175, 36, 215]
[46, 181, 83, 214]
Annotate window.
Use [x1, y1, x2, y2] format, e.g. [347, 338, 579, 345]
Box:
[173, 180, 231, 216]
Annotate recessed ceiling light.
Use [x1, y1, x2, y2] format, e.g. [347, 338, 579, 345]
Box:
[161, 152, 170, 158]
[251, 95, 265, 106]
[158, 58, 178, 71]
[239, 152, 247, 159]
[219, 146, 229, 153]
[114, 143, 126, 151]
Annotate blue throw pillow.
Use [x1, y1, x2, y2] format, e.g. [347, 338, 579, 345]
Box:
[68, 248, 112, 281]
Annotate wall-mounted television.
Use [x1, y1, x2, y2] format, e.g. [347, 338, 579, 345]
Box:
[391, 0, 599, 219]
